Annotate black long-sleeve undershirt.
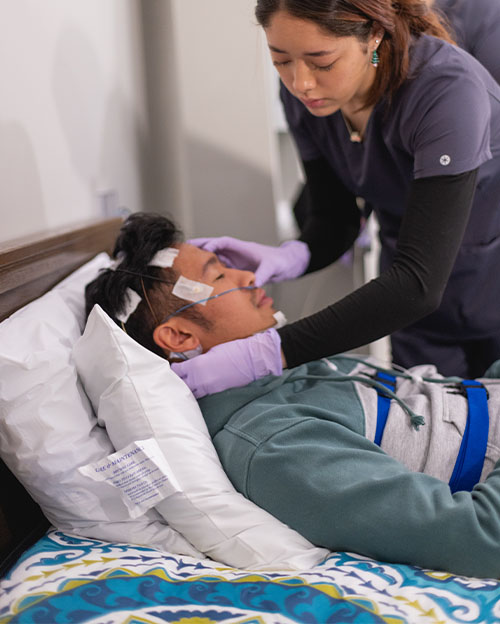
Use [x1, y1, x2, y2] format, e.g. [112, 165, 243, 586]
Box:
[297, 158, 362, 272]
[278, 158, 478, 368]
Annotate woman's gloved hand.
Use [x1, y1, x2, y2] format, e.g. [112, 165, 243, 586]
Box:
[171, 329, 283, 398]
[188, 236, 310, 286]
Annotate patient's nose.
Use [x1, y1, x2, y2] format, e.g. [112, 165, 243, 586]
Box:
[242, 269, 255, 287]
[232, 267, 255, 287]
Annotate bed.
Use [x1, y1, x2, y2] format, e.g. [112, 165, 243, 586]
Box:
[1, 217, 500, 624]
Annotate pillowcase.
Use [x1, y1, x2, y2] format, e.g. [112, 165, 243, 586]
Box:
[0, 255, 200, 558]
[74, 304, 330, 570]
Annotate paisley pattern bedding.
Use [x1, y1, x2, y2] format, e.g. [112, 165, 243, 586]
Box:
[1, 531, 500, 624]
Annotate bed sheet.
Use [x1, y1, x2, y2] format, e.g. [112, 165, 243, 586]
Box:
[1, 531, 500, 624]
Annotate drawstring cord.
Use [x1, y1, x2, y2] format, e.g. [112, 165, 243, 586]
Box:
[313, 355, 500, 431]
[338, 354, 463, 385]
[294, 369, 425, 430]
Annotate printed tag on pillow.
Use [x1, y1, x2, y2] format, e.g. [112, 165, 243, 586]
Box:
[79, 439, 181, 518]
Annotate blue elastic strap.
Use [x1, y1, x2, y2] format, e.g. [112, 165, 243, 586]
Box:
[449, 380, 489, 493]
[374, 372, 397, 446]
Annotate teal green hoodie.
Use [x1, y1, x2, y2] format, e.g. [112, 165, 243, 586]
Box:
[199, 355, 500, 578]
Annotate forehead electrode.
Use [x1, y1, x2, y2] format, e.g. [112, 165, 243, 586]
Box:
[149, 248, 179, 269]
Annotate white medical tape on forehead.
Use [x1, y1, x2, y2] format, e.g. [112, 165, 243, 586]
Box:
[172, 276, 213, 305]
[116, 288, 142, 323]
[148, 247, 179, 268]
[273, 310, 288, 329]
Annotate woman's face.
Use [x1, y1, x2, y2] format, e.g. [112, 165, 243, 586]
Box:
[264, 10, 379, 115]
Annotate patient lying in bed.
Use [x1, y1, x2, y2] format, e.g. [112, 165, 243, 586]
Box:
[85, 212, 500, 579]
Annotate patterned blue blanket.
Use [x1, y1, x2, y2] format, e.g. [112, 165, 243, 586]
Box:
[2, 530, 500, 623]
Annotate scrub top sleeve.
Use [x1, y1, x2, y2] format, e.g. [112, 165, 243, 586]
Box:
[409, 69, 492, 178]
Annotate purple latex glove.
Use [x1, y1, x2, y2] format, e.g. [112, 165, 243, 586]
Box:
[188, 236, 310, 287]
[171, 329, 283, 398]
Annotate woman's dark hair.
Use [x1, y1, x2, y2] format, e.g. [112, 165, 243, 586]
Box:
[255, 0, 453, 108]
[85, 212, 212, 358]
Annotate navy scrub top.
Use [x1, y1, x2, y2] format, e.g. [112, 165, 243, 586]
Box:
[434, 0, 500, 83]
[281, 34, 500, 338]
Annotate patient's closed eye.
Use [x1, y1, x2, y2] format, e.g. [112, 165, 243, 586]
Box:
[213, 257, 229, 280]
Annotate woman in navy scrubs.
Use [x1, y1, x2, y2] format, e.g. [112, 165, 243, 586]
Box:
[173, 0, 500, 397]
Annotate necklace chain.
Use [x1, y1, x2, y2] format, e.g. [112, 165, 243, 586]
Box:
[341, 111, 363, 143]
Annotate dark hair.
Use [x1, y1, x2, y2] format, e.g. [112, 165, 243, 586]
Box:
[255, 0, 453, 108]
[85, 212, 212, 358]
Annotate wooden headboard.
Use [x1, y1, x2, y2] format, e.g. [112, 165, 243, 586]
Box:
[0, 218, 122, 321]
[0, 217, 122, 576]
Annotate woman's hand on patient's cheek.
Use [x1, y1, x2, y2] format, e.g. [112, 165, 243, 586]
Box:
[170, 329, 283, 398]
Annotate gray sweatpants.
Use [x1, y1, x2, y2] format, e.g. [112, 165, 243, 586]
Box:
[354, 361, 500, 483]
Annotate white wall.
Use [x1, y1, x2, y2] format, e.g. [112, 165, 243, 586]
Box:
[172, 0, 272, 174]
[169, 0, 279, 243]
[0, 0, 279, 246]
[0, 0, 148, 242]
[139, 0, 192, 234]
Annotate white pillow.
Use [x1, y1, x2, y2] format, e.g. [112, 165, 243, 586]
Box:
[0, 254, 200, 558]
[74, 305, 330, 570]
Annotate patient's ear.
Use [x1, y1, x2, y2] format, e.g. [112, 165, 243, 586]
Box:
[153, 320, 201, 356]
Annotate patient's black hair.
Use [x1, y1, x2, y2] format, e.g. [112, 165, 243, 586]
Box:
[85, 212, 212, 358]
